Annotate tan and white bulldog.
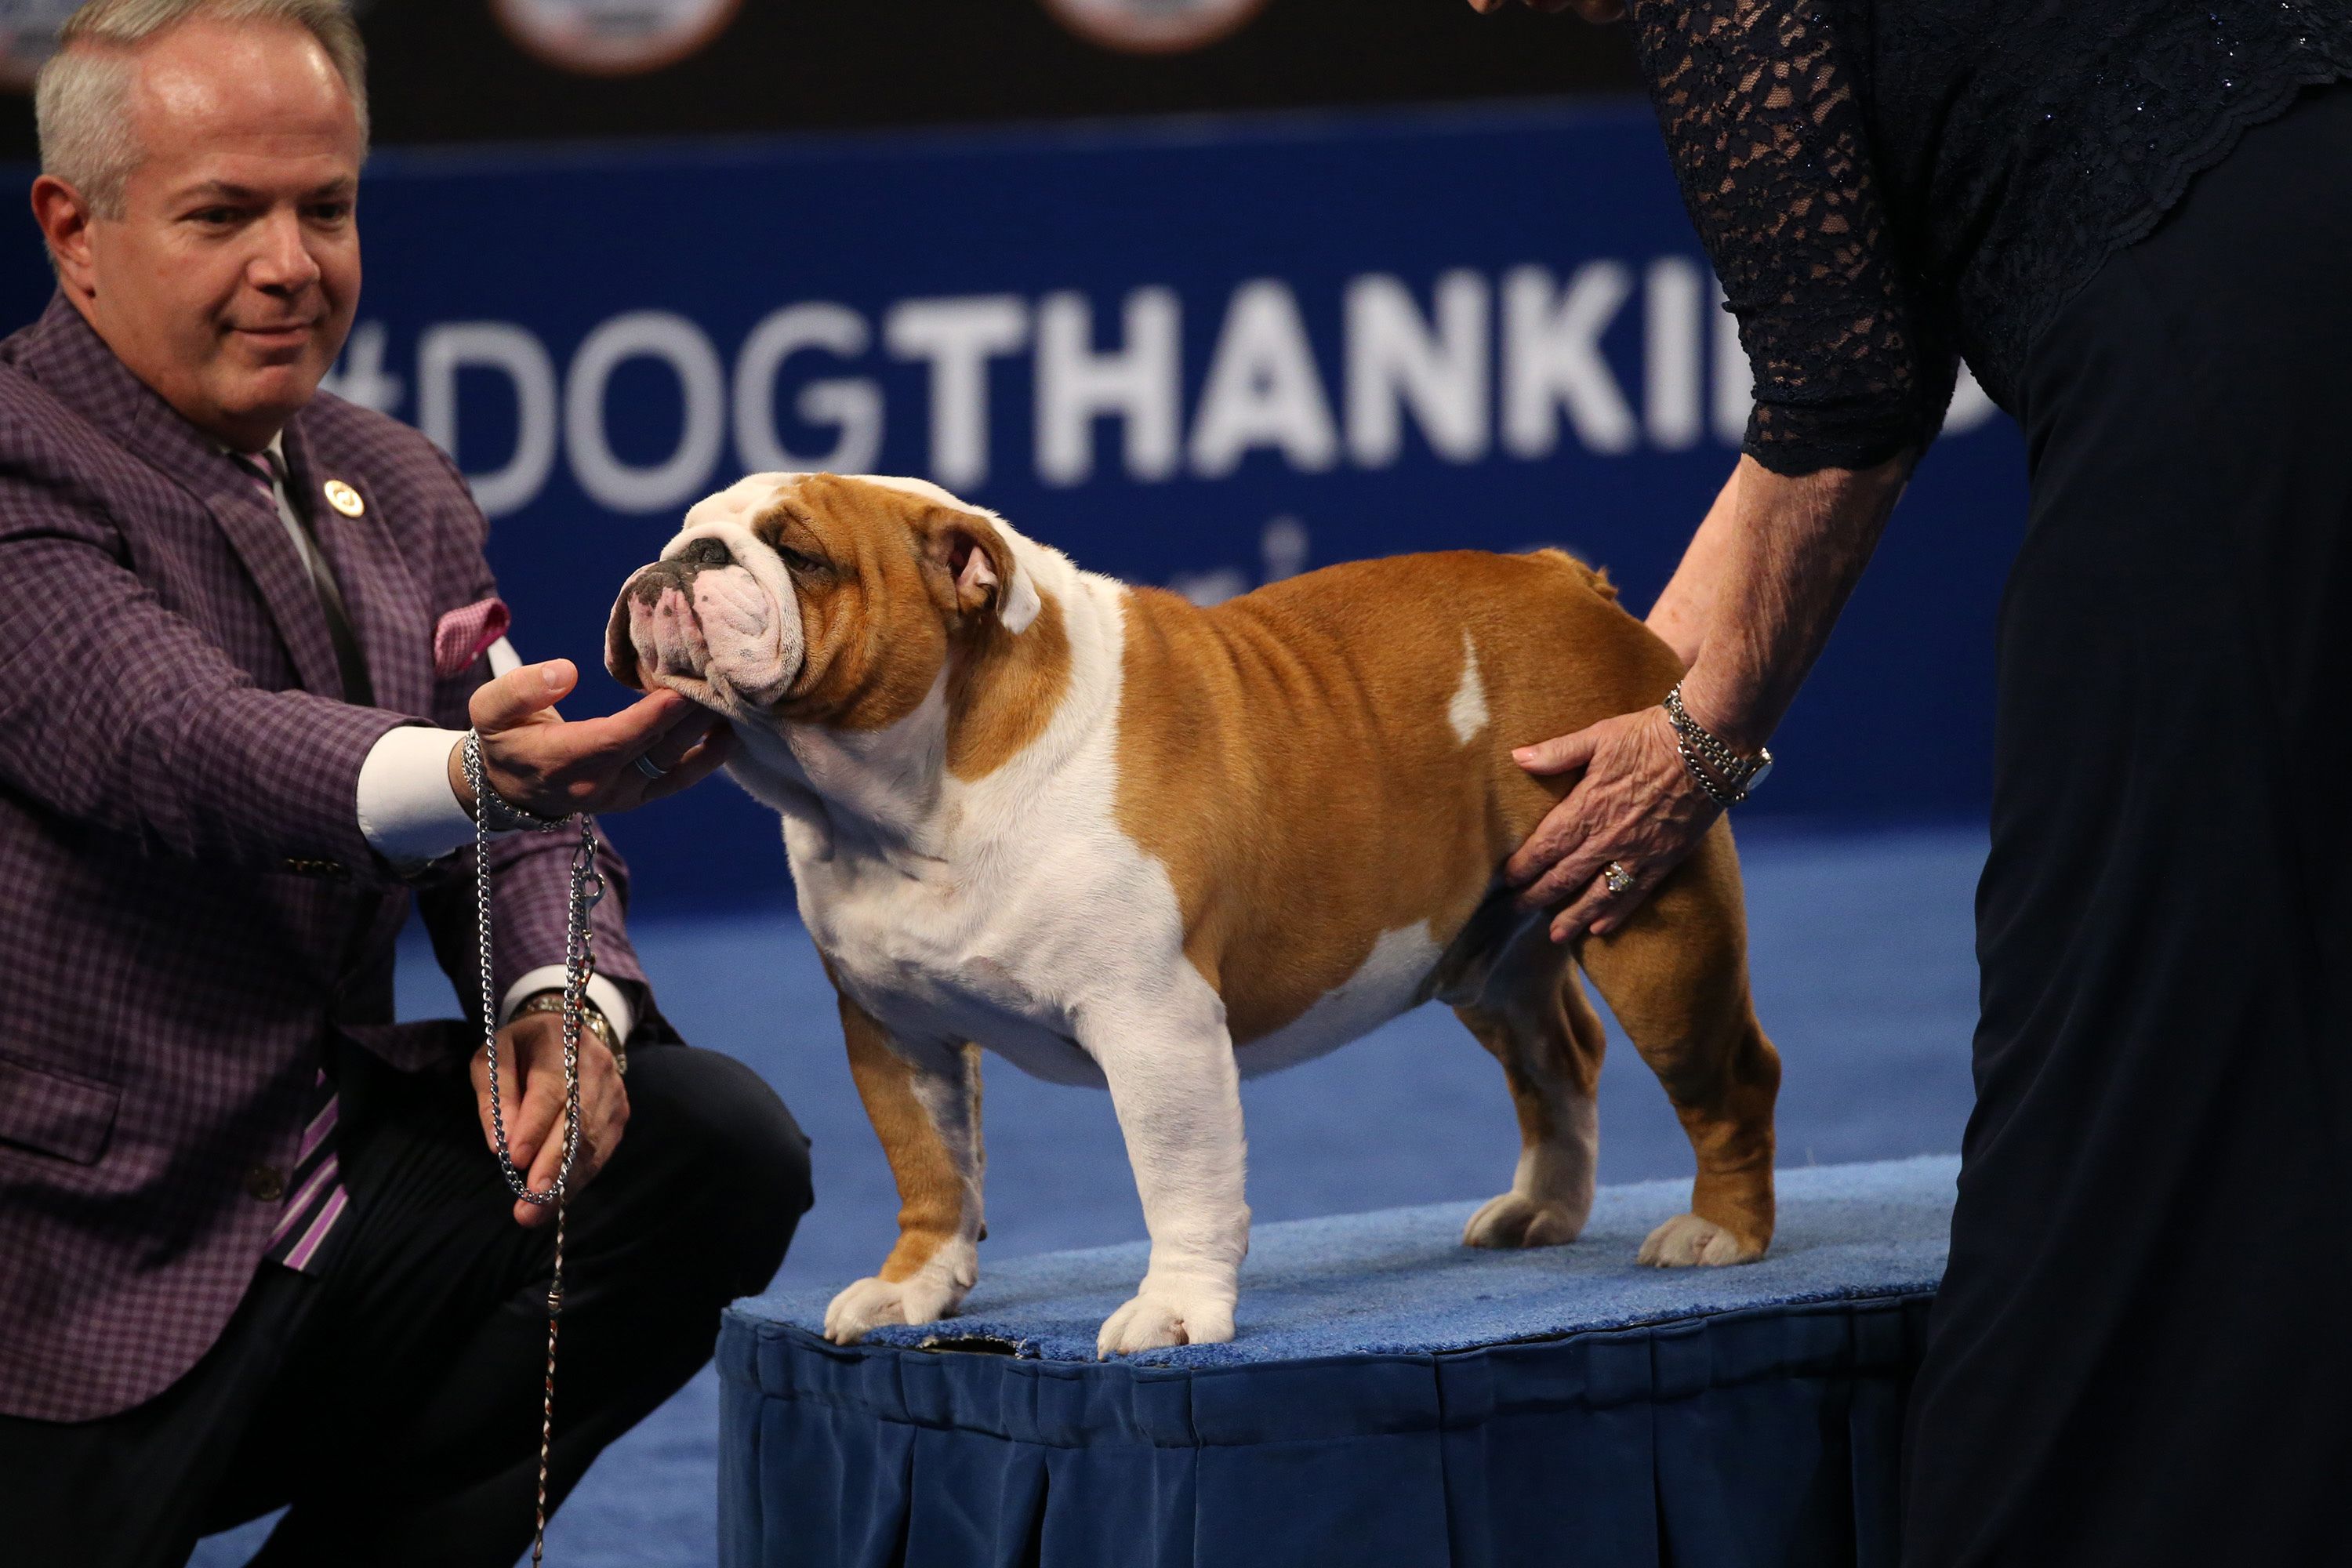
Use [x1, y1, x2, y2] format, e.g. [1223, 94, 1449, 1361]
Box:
[608, 472, 1780, 1356]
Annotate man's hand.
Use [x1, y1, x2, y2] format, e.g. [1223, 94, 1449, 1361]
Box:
[470, 1009, 630, 1228]
[448, 658, 735, 822]
[1504, 705, 1720, 944]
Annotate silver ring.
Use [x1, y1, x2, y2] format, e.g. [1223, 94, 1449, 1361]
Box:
[633, 753, 670, 781]
[1602, 862, 1635, 895]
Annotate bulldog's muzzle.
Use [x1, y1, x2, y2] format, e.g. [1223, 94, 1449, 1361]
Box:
[629, 536, 717, 590]
[607, 531, 803, 710]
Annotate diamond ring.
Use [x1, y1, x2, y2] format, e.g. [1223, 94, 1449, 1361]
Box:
[633, 754, 670, 781]
[1602, 862, 1635, 895]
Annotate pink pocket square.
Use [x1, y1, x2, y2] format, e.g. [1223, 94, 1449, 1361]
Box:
[434, 597, 511, 679]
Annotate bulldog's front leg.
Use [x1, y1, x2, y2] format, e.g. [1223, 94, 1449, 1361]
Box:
[822, 991, 985, 1345]
[1084, 996, 1250, 1357]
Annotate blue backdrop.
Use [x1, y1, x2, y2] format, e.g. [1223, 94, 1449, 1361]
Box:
[0, 100, 2028, 911]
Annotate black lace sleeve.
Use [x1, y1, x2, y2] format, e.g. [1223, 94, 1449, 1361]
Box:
[1627, 0, 1954, 474]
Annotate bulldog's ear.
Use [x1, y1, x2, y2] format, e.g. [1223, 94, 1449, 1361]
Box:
[946, 524, 1000, 611]
[922, 512, 1037, 631]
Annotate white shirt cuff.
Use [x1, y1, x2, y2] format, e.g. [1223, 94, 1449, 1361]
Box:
[355, 724, 477, 867]
[501, 967, 637, 1045]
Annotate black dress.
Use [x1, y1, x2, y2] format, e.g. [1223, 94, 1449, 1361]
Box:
[1615, 1, 2352, 1559]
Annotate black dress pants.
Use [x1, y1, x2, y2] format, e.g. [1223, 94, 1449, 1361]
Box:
[1901, 83, 2352, 1565]
[0, 1038, 811, 1568]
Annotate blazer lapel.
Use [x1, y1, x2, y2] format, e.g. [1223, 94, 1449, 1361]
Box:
[22, 299, 349, 701]
[133, 395, 352, 702]
[280, 417, 434, 719]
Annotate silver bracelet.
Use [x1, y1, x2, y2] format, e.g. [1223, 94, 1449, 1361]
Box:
[460, 730, 574, 833]
[1663, 684, 1774, 808]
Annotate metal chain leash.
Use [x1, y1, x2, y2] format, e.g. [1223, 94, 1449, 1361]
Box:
[464, 731, 605, 1566]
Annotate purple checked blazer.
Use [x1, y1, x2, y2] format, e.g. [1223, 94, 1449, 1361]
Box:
[0, 296, 660, 1422]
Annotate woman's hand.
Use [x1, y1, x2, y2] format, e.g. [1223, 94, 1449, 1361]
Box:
[1506, 705, 1720, 943]
[1504, 451, 1913, 944]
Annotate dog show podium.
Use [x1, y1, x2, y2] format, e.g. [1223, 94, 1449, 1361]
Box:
[717, 1157, 1954, 1568]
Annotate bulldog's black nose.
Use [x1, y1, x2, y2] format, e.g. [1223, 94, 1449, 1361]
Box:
[685, 538, 732, 568]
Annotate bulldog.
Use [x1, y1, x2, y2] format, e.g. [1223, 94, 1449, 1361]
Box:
[608, 472, 1780, 1356]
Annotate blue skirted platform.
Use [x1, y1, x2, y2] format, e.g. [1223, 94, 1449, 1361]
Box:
[717, 1156, 1955, 1568]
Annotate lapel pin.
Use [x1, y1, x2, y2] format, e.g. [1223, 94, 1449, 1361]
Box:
[322, 479, 365, 518]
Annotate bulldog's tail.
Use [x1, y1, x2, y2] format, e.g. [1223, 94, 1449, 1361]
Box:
[1526, 546, 1619, 604]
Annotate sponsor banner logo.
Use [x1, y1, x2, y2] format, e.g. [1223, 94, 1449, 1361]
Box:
[1042, 0, 1269, 55]
[492, 0, 741, 76]
[319, 264, 2001, 524]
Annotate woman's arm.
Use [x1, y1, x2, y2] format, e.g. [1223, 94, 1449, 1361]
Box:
[1644, 464, 1739, 672]
[1664, 454, 1909, 752]
[1506, 453, 1909, 942]
[1468, 0, 1948, 936]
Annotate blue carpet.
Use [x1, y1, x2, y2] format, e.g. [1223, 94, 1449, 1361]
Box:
[738, 1154, 1956, 1367]
[189, 822, 1984, 1567]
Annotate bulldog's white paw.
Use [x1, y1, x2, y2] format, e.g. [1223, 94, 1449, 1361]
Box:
[822, 1274, 962, 1345]
[1095, 1287, 1236, 1358]
[1462, 1191, 1589, 1249]
[1636, 1212, 1766, 1268]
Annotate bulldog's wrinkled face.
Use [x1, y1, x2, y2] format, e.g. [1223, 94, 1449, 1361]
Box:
[607, 471, 1036, 734]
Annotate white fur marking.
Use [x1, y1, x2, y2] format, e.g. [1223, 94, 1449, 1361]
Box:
[998, 564, 1044, 634]
[1238, 924, 1443, 1077]
[1448, 630, 1489, 746]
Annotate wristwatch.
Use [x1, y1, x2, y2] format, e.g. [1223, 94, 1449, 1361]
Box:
[513, 989, 626, 1076]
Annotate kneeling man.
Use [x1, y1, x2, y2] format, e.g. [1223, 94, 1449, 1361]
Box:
[0, 5, 809, 1565]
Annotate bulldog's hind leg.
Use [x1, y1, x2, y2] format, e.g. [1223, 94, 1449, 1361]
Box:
[1457, 958, 1605, 1250]
[822, 990, 986, 1345]
[1577, 821, 1780, 1266]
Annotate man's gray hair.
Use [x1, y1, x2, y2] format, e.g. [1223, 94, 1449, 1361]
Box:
[34, 0, 369, 217]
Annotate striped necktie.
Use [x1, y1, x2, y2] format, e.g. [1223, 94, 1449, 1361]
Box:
[263, 1069, 350, 1272]
[232, 446, 363, 1276]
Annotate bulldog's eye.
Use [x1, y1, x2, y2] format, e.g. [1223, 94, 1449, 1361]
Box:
[776, 544, 825, 575]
